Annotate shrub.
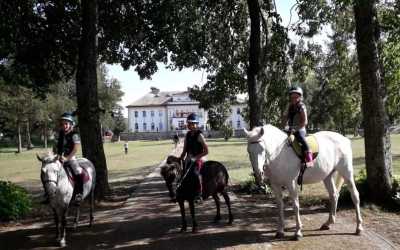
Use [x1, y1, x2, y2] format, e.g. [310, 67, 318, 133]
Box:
[221, 124, 233, 141]
[0, 180, 32, 221]
[339, 170, 400, 210]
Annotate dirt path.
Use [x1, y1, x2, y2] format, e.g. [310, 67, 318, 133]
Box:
[0, 163, 398, 250]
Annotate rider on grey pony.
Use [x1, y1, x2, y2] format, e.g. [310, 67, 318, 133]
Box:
[56, 112, 84, 203]
[283, 86, 313, 167]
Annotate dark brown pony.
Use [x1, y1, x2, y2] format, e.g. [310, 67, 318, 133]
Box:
[160, 155, 233, 233]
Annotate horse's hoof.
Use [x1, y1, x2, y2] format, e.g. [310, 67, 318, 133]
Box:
[228, 216, 234, 225]
[180, 227, 187, 233]
[59, 240, 66, 247]
[275, 231, 285, 239]
[213, 215, 221, 223]
[355, 228, 363, 235]
[293, 234, 303, 241]
[320, 224, 330, 230]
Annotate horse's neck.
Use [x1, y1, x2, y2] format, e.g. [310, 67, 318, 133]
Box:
[57, 164, 73, 189]
[263, 125, 287, 161]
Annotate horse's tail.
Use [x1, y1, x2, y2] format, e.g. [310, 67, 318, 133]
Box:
[335, 173, 345, 192]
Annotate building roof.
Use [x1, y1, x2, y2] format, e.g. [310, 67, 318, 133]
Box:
[126, 91, 187, 107]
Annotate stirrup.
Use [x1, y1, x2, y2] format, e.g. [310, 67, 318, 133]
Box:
[194, 194, 203, 203]
[75, 194, 83, 203]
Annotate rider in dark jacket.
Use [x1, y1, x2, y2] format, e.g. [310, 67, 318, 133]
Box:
[179, 113, 209, 201]
[57, 112, 84, 202]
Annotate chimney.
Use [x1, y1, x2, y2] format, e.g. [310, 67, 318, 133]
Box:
[150, 87, 160, 96]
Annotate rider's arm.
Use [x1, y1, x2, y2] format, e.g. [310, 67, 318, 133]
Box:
[299, 105, 308, 128]
[179, 136, 187, 160]
[281, 106, 289, 129]
[195, 133, 208, 161]
[65, 143, 79, 161]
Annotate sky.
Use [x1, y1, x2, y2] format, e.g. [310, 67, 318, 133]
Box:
[107, 1, 300, 117]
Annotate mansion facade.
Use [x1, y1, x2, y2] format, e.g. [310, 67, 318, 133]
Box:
[126, 87, 247, 133]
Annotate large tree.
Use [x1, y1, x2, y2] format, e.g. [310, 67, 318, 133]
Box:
[353, 0, 392, 202]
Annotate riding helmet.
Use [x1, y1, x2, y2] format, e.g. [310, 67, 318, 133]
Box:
[187, 113, 199, 124]
[289, 86, 303, 96]
[60, 112, 75, 125]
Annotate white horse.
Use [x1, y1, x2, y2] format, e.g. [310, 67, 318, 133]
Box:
[244, 125, 363, 240]
[37, 153, 96, 247]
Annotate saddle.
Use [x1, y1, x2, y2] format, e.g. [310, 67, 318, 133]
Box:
[63, 162, 91, 185]
[288, 134, 319, 161]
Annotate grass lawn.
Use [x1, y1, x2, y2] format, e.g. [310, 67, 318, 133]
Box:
[0, 134, 399, 194]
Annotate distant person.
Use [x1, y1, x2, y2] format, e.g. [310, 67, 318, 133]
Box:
[179, 113, 209, 201]
[173, 132, 179, 148]
[124, 141, 128, 155]
[282, 86, 313, 167]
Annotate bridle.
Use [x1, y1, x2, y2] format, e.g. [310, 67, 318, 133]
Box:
[42, 161, 61, 187]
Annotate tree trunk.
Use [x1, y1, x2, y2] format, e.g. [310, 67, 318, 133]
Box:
[247, 0, 263, 129]
[17, 121, 22, 153]
[76, 0, 109, 199]
[44, 119, 48, 148]
[353, 0, 392, 203]
[26, 119, 33, 150]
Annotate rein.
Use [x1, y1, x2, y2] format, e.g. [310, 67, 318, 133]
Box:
[43, 161, 62, 187]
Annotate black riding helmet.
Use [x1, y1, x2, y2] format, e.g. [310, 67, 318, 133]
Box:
[60, 112, 75, 126]
[187, 113, 199, 124]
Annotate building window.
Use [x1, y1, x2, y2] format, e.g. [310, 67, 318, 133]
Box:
[237, 120, 241, 129]
[159, 122, 163, 130]
[178, 120, 185, 130]
[151, 111, 154, 117]
[237, 108, 241, 115]
[159, 110, 163, 117]
[135, 123, 139, 129]
[143, 123, 147, 131]
[142, 111, 146, 117]
[151, 122, 155, 131]
[134, 111, 138, 117]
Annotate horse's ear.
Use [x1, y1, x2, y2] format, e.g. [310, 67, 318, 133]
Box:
[36, 154, 43, 162]
[259, 127, 264, 136]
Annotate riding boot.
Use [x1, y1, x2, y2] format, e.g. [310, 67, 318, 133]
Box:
[195, 173, 203, 203]
[305, 151, 314, 167]
[74, 174, 83, 204]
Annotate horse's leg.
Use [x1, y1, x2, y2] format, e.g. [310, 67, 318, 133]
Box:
[74, 205, 81, 230]
[178, 200, 187, 232]
[287, 181, 302, 240]
[189, 199, 198, 233]
[89, 187, 94, 227]
[221, 190, 233, 224]
[59, 208, 68, 247]
[53, 209, 60, 240]
[271, 183, 285, 238]
[212, 194, 221, 223]
[321, 173, 338, 230]
[343, 176, 363, 235]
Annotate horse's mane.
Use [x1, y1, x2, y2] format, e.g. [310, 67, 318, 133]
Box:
[247, 124, 286, 142]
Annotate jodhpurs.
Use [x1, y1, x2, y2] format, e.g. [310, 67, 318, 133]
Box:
[294, 130, 310, 153]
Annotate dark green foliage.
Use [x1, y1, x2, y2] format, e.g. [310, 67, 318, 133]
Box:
[0, 181, 32, 221]
[221, 124, 233, 141]
[339, 170, 400, 210]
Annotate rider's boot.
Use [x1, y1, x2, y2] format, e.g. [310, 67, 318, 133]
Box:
[305, 151, 314, 167]
[195, 173, 203, 203]
[74, 174, 84, 204]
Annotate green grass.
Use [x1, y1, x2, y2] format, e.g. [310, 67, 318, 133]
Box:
[0, 134, 399, 194]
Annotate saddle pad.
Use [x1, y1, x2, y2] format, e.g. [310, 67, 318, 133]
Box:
[63, 162, 91, 184]
[289, 134, 319, 159]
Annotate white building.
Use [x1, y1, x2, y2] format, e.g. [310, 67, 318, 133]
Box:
[126, 87, 247, 133]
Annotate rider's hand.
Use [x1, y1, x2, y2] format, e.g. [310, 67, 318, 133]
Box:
[58, 155, 64, 163]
